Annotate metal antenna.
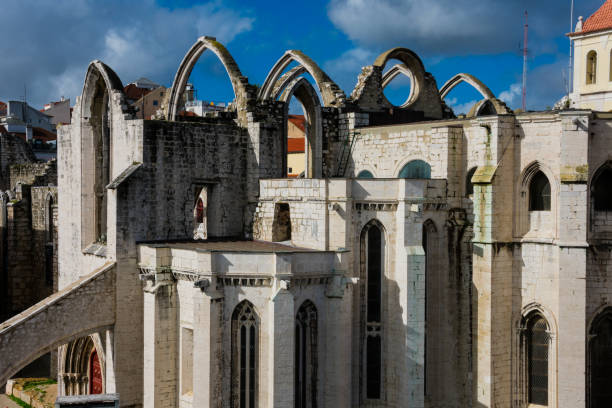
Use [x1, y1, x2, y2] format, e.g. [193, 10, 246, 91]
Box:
[522, 11, 529, 111]
[569, 0, 575, 95]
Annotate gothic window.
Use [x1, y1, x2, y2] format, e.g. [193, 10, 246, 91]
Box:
[272, 203, 291, 242]
[398, 160, 431, 179]
[295, 300, 318, 408]
[592, 167, 612, 211]
[587, 51, 598, 85]
[232, 301, 258, 408]
[524, 313, 550, 406]
[357, 170, 374, 179]
[529, 171, 551, 211]
[465, 167, 477, 197]
[589, 309, 612, 407]
[362, 222, 383, 400]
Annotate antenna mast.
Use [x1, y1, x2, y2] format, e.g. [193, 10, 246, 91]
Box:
[569, 0, 575, 95]
[522, 10, 529, 111]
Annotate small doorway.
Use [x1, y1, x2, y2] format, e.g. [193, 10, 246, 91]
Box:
[89, 350, 103, 394]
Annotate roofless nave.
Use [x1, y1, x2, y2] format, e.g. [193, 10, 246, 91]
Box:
[0, 31, 612, 408]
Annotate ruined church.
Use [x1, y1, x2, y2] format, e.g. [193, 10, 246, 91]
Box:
[4, 3, 612, 407]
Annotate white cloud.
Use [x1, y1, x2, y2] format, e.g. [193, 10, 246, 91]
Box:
[323, 47, 376, 93]
[446, 97, 478, 115]
[327, 0, 603, 56]
[499, 83, 522, 106]
[0, 1, 254, 108]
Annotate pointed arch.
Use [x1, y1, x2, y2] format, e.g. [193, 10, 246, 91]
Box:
[81, 60, 124, 120]
[259, 50, 346, 107]
[59, 334, 105, 396]
[167, 36, 249, 121]
[439, 73, 510, 116]
[295, 300, 318, 408]
[80, 61, 124, 249]
[271, 65, 307, 101]
[587, 50, 598, 85]
[514, 303, 557, 407]
[588, 306, 612, 407]
[231, 300, 259, 408]
[360, 219, 386, 400]
[279, 77, 323, 178]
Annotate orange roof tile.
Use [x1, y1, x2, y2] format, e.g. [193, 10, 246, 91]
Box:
[572, 0, 612, 35]
[288, 137, 305, 153]
[288, 114, 305, 133]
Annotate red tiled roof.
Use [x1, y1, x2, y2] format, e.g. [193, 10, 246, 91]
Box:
[124, 84, 152, 101]
[572, 0, 612, 35]
[288, 137, 305, 153]
[288, 114, 305, 133]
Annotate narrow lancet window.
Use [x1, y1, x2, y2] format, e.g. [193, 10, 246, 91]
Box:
[232, 301, 258, 408]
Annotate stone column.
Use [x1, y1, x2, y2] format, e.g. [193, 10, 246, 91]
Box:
[143, 275, 177, 408]
[193, 280, 223, 408]
[324, 276, 353, 406]
[270, 280, 294, 407]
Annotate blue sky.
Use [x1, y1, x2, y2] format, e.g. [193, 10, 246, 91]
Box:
[0, 0, 605, 113]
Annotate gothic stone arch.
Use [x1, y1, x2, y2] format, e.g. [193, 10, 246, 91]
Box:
[439, 73, 510, 117]
[279, 77, 323, 178]
[259, 49, 346, 107]
[166, 36, 252, 123]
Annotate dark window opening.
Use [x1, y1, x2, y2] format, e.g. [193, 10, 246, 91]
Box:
[366, 335, 382, 399]
[232, 301, 257, 408]
[363, 223, 383, 400]
[529, 171, 551, 211]
[588, 51, 598, 85]
[527, 315, 549, 405]
[295, 301, 318, 408]
[272, 203, 291, 242]
[590, 311, 612, 407]
[593, 167, 612, 211]
[399, 160, 431, 179]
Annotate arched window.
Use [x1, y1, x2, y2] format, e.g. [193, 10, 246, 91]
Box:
[295, 300, 318, 408]
[529, 171, 551, 211]
[589, 309, 612, 407]
[232, 301, 258, 408]
[361, 222, 383, 399]
[89, 350, 102, 394]
[522, 313, 550, 406]
[587, 51, 598, 85]
[399, 160, 431, 179]
[592, 166, 612, 211]
[357, 170, 374, 179]
[195, 198, 204, 223]
[465, 167, 477, 197]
